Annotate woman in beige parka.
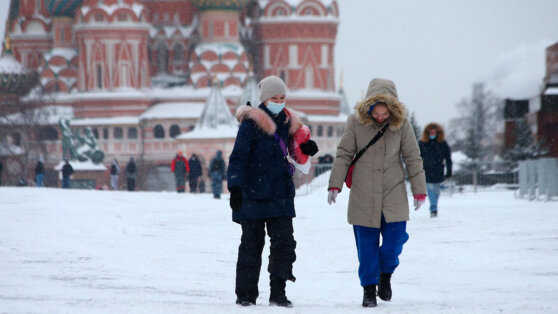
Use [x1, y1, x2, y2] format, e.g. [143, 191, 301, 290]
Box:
[327, 78, 427, 307]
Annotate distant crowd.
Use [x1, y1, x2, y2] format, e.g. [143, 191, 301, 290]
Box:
[0, 150, 227, 198]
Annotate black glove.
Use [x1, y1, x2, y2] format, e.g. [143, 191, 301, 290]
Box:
[445, 170, 452, 178]
[300, 140, 319, 156]
[229, 187, 242, 211]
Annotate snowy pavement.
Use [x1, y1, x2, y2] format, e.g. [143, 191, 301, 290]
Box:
[1, 186, 557, 313]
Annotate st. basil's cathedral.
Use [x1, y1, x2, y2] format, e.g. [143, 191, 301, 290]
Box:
[0, 0, 351, 189]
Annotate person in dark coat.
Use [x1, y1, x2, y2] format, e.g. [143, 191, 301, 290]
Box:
[109, 159, 120, 190]
[0, 160, 3, 185]
[419, 123, 452, 218]
[227, 75, 318, 307]
[61, 159, 74, 189]
[125, 157, 137, 191]
[188, 154, 203, 193]
[35, 159, 45, 187]
[209, 151, 226, 199]
[171, 151, 189, 193]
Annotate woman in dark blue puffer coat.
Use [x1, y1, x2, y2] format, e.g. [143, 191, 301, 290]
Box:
[418, 123, 452, 217]
[227, 76, 318, 308]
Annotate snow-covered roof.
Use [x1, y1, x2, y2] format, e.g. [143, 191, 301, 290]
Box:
[195, 42, 245, 56]
[71, 116, 140, 126]
[98, 3, 144, 17]
[259, 15, 339, 23]
[54, 160, 107, 171]
[41, 86, 244, 103]
[177, 83, 238, 139]
[544, 87, 558, 95]
[141, 102, 206, 119]
[0, 106, 74, 125]
[288, 89, 342, 100]
[259, 0, 336, 8]
[44, 48, 78, 62]
[0, 144, 25, 156]
[306, 114, 347, 123]
[0, 53, 28, 74]
[176, 124, 237, 139]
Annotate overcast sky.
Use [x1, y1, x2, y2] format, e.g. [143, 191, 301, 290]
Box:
[1, 1, 558, 127]
[334, 0, 558, 127]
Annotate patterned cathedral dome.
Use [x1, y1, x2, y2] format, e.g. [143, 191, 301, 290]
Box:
[44, 0, 85, 17]
[192, 0, 250, 11]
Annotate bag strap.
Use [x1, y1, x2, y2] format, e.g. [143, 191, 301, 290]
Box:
[273, 133, 289, 158]
[349, 123, 389, 167]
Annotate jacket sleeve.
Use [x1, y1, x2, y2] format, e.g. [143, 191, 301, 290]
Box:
[171, 159, 176, 172]
[227, 120, 255, 189]
[400, 119, 427, 195]
[328, 114, 357, 191]
[443, 141, 452, 175]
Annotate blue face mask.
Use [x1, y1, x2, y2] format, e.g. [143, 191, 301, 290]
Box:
[267, 101, 285, 114]
[429, 135, 437, 140]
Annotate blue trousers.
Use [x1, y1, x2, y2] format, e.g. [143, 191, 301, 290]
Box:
[62, 177, 71, 189]
[426, 183, 441, 213]
[35, 174, 44, 187]
[353, 215, 409, 287]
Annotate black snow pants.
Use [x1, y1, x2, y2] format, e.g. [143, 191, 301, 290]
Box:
[235, 217, 296, 302]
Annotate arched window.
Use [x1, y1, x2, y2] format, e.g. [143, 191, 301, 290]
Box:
[317, 125, 323, 137]
[169, 124, 181, 138]
[114, 127, 123, 139]
[327, 126, 334, 137]
[173, 44, 184, 63]
[156, 43, 168, 73]
[154, 125, 165, 138]
[128, 127, 138, 139]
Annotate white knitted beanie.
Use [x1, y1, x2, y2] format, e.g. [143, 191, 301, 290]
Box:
[258, 75, 287, 102]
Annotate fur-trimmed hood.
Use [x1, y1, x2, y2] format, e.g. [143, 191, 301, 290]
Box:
[235, 104, 303, 135]
[355, 78, 407, 130]
[420, 122, 446, 143]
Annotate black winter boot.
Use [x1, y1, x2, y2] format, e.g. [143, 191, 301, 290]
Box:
[235, 299, 256, 306]
[378, 272, 392, 301]
[269, 276, 292, 307]
[362, 285, 377, 307]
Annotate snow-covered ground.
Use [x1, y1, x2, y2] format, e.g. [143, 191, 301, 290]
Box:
[1, 186, 557, 313]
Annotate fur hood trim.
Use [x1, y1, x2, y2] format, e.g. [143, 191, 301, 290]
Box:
[355, 94, 407, 130]
[235, 105, 302, 135]
[420, 122, 446, 142]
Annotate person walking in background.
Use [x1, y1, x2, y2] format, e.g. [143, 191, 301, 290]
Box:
[35, 159, 44, 187]
[61, 159, 74, 189]
[171, 151, 189, 193]
[125, 157, 137, 191]
[109, 159, 120, 190]
[227, 75, 318, 307]
[419, 123, 452, 218]
[209, 151, 226, 199]
[327, 78, 426, 307]
[188, 154, 202, 193]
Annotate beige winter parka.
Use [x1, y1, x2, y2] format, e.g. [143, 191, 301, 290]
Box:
[328, 78, 426, 228]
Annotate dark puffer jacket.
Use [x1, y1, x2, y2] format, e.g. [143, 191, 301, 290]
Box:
[227, 103, 304, 222]
[419, 139, 452, 183]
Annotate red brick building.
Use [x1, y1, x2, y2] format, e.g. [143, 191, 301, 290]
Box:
[1, 0, 347, 189]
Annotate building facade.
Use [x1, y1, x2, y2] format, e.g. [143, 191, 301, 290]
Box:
[0, 0, 348, 189]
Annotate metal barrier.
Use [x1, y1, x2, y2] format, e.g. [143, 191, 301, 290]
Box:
[518, 158, 558, 201]
[295, 164, 332, 196]
[296, 161, 524, 197]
